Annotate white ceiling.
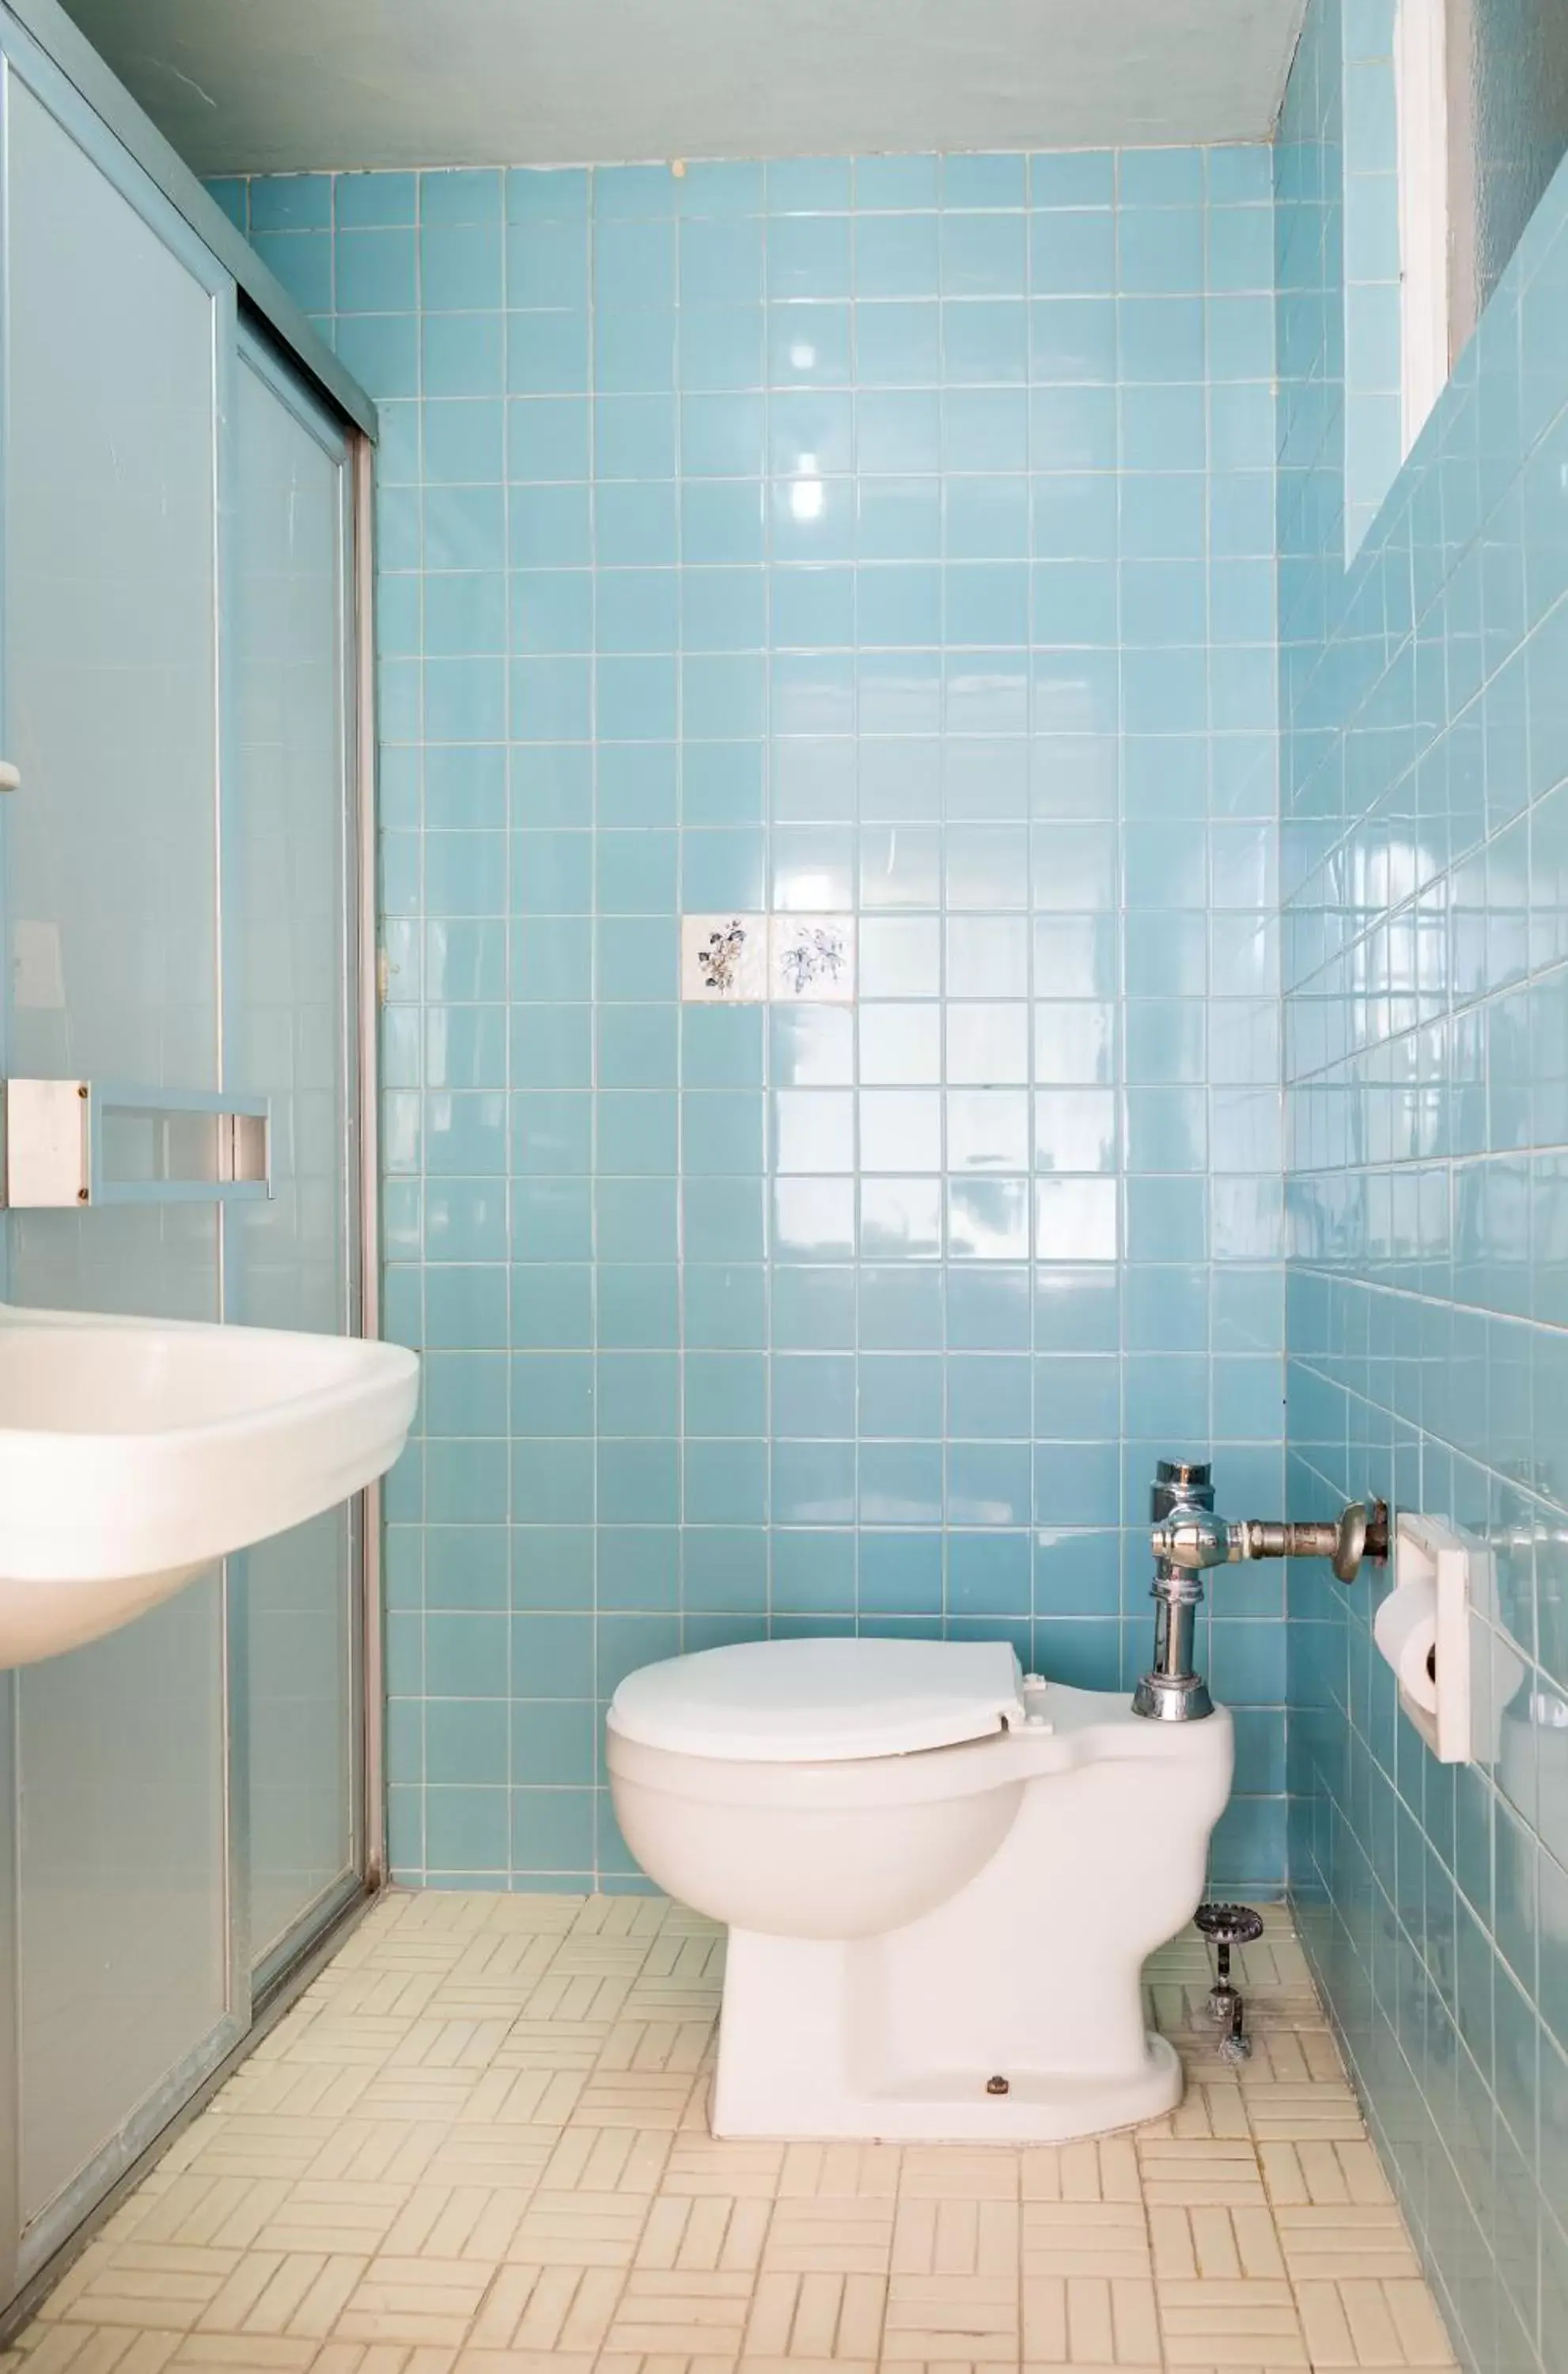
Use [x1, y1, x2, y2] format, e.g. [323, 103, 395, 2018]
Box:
[60, 0, 1306, 176]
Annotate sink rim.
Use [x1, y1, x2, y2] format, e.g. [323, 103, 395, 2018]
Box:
[0, 1300, 419, 1445]
[0, 1300, 422, 1660]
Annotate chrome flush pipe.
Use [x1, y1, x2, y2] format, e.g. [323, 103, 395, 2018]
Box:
[1131, 1460, 1388, 1723]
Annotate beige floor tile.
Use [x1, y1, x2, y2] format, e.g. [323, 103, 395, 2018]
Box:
[1149, 2205, 1284, 2283]
[452, 2067, 583, 2127]
[169, 2338, 319, 2371]
[119, 2185, 294, 2255]
[744, 2270, 886, 2359]
[1240, 2029, 1346, 2087]
[536, 2124, 671, 2195]
[53, 2251, 244, 2337]
[1135, 2141, 1266, 2207]
[1272, 2206, 1419, 2281]
[1242, 2083, 1365, 2144]
[333, 2258, 495, 2348]
[193, 2250, 367, 2338]
[4, 1894, 1463, 2374]
[6, 2335, 184, 2374]
[1020, 2141, 1138, 2205]
[775, 2148, 900, 2203]
[468, 2261, 623, 2352]
[1023, 2270, 1160, 2363]
[661, 2146, 784, 2201]
[1294, 2277, 1460, 2367]
[896, 2153, 1018, 2203]
[490, 2021, 604, 2073]
[735, 2358, 874, 2374]
[606, 2270, 757, 2353]
[503, 2192, 647, 2267]
[1258, 2137, 1393, 2209]
[637, 2199, 771, 2276]
[518, 1973, 631, 2025]
[452, 2353, 597, 2374]
[763, 2204, 896, 2275]
[890, 2199, 1018, 2279]
[598, 2357, 737, 2374]
[1157, 2276, 1309, 2365]
[1140, 2083, 1250, 2142]
[574, 2076, 699, 2130]
[1021, 2204, 1149, 2281]
[597, 2022, 714, 2077]
[880, 2272, 1017, 2362]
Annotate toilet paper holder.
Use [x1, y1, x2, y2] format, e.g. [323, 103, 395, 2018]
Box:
[1377, 1511, 1472, 1761]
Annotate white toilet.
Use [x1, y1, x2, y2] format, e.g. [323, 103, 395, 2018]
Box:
[607, 1633, 1233, 2143]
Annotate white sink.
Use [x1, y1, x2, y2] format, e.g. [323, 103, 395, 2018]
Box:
[0, 1303, 419, 1665]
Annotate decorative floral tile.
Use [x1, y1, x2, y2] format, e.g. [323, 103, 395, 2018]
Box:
[680, 912, 767, 1002]
[771, 914, 856, 1003]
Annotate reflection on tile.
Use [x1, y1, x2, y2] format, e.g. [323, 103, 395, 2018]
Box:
[947, 1175, 1030, 1259]
[1036, 1175, 1120, 1261]
[948, 1087, 1031, 1170]
[773, 1175, 855, 1259]
[860, 1087, 943, 1171]
[1035, 1087, 1119, 1172]
[862, 1174, 944, 1257]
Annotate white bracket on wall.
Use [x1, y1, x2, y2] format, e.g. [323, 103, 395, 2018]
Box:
[2, 1079, 271, 1208]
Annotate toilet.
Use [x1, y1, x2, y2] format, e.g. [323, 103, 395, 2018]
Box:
[607, 1633, 1233, 2144]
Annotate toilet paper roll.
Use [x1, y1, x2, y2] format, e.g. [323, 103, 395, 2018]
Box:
[1374, 1580, 1440, 1715]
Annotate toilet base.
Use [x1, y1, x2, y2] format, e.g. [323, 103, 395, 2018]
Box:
[705, 1720, 1232, 2147]
[713, 2025, 1182, 2144]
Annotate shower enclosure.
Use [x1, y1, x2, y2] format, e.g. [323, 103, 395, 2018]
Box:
[0, 0, 381, 2327]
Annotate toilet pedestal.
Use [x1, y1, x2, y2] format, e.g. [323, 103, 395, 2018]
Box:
[710, 1743, 1221, 2144]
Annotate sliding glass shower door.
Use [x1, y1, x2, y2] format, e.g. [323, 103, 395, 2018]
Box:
[3, 61, 233, 2261]
[227, 336, 364, 1985]
[0, 15, 373, 2316]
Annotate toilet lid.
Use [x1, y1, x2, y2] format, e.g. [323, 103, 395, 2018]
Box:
[608, 1635, 1026, 1762]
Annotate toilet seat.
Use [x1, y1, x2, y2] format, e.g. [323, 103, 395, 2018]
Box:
[608, 1634, 1026, 1762]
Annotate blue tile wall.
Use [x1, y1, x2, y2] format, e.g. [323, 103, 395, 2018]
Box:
[1279, 8, 1568, 2368]
[1341, 0, 1402, 556]
[228, 146, 1286, 1898]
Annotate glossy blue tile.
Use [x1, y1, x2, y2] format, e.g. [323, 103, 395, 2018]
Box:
[252, 230, 332, 314]
[421, 220, 502, 311]
[506, 312, 592, 396]
[250, 174, 331, 232]
[252, 141, 1309, 1900]
[335, 171, 417, 227]
[943, 154, 1026, 210]
[767, 214, 852, 301]
[586, 392, 672, 480]
[341, 313, 422, 395]
[335, 225, 417, 312]
[502, 399, 585, 485]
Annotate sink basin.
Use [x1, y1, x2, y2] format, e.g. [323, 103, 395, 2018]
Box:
[0, 1303, 419, 1664]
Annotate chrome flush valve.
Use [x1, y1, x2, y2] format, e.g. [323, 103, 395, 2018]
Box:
[1131, 1460, 1388, 1724]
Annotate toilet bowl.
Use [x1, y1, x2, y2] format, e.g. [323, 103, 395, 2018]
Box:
[607, 1633, 1233, 2144]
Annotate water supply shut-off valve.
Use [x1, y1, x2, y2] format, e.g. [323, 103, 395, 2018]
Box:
[1132, 1460, 1388, 1724]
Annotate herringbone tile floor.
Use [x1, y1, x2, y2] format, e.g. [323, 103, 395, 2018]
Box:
[1, 1892, 1457, 2374]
